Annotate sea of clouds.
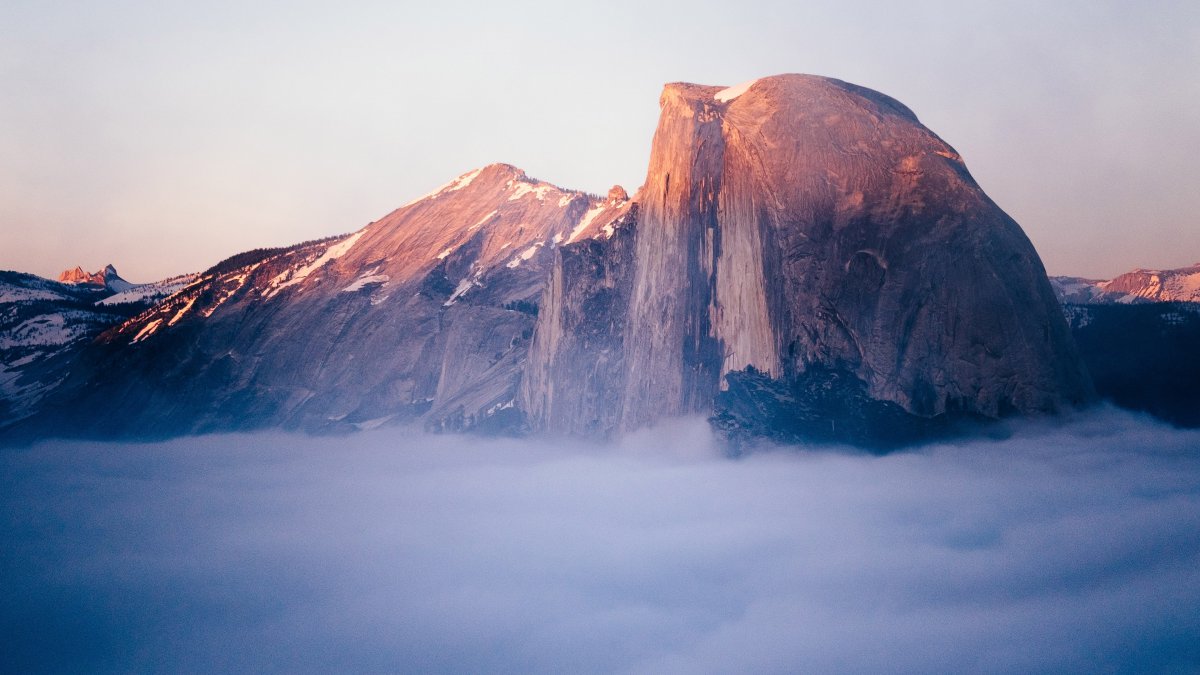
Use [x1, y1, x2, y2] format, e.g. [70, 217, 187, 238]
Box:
[2, 408, 1199, 673]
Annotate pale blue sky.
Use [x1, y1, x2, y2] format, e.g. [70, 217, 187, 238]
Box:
[2, 0, 1197, 281]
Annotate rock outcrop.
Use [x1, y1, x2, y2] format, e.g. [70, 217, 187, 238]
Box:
[1051, 263, 1200, 304]
[0, 270, 176, 431]
[23, 164, 630, 439]
[525, 74, 1093, 440]
[57, 264, 132, 292]
[9, 74, 1094, 446]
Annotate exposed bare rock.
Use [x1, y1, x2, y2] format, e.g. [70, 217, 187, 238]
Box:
[57, 266, 98, 285]
[526, 74, 1093, 440]
[57, 264, 132, 292]
[1051, 263, 1200, 305]
[0, 270, 179, 431]
[520, 207, 638, 435]
[24, 164, 629, 439]
[8, 74, 1095, 446]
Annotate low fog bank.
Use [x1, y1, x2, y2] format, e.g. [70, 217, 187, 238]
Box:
[2, 409, 1199, 673]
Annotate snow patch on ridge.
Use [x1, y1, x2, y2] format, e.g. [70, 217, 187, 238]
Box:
[447, 167, 483, 193]
[131, 319, 163, 344]
[264, 232, 365, 298]
[444, 278, 477, 307]
[342, 274, 390, 293]
[715, 78, 759, 103]
[98, 275, 197, 306]
[470, 210, 499, 231]
[507, 181, 556, 203]
[204, 262, 263, 316]
[401, 168, 485, 208]
[506, 242, 544, 269]
[567, 205, 607, 244]
[167, 296, 196, 327]
[485, 399, 515, 416]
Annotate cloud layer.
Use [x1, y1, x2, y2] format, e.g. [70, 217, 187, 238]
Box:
[3, 409, 1199, 673]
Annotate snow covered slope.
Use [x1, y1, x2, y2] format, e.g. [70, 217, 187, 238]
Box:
[0, 268, 197, 429]
[98, 274, 198, 306]
[1050, 263, 1200, 305]
[1, 273, 133, 427]
[22, 164, 632, 439]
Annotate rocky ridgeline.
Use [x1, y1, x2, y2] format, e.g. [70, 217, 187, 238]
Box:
[4, 75, 1096, 446]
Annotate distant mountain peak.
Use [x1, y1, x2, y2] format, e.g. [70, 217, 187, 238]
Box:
[57, 264, 130, 292]
[1051, 262, 1200, 304]
[7, 73, 1094, 446]
[524, 72, 1091, 440]
[58, 266, 96, 285]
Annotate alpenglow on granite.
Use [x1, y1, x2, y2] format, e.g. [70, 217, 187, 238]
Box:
[2, 74, 1093, 446]
[523, 75, 1093, 442]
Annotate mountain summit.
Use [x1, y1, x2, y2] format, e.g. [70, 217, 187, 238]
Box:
[525, 74, 1093, 442]
[20, 164, 630, 437]
[1051, 262, 1200, 304]
[6, 74, 1093, 445]
[57, 264, 132, 292]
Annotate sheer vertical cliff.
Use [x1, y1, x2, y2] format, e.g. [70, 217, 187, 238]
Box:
[18, 164, 631, 439]
[6, 74, 1093, 445]
[525, 74, 1092, 438]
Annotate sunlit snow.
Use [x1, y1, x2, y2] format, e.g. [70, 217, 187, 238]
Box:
[264, 232, 365, 299]
[567, 204, 607, 244]
[714, 78, 759, 102]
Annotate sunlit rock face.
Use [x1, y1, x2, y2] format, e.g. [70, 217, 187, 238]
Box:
[1051, 263, 1200, 304]
[9, 74, 1093, 446]
[57, 264, 132, 292]
[24, 164, 630, 438]
[526, 74, 1093, 439]
[0, 270, 198, 436]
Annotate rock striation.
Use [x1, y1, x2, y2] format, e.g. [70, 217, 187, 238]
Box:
[8, 75, 1094, 446]
[57, 264, 132, 292]
[524, 74, 1093, 440]
[23, 164, 629, 438]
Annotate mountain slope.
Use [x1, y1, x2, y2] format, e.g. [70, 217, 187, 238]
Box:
[1064, 302, 1200, 427]
[57, 264, 134, 292]
[1051, 262, 1200, 428]
[0, 271, 174, 428]
[9, 75, 1095, 446]
[24, 164, 630, 439]
[1050, 263, 1200, 304]
[525, 74, 1093, 441]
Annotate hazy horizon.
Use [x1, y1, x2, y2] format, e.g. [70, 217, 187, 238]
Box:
[2, 1, 1198, 281]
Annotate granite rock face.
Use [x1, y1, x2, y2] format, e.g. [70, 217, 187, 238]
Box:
[520, 207, 639, 436]
[526, 74, 1093, 438]
[57, 264, 132, 292]
[20, 164, 630, 439]
[7, 74, 1094, 445]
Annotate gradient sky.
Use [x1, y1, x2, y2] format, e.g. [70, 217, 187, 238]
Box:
[1, 0, 1197, 281]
